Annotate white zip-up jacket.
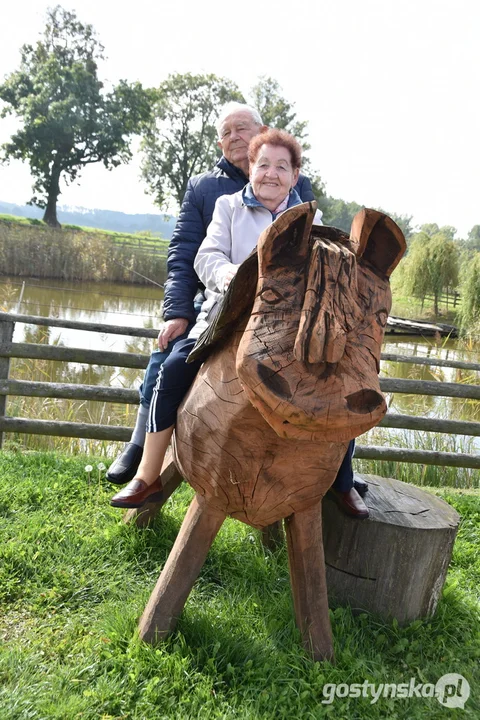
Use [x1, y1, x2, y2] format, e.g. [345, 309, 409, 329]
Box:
[190, 186, 322, 339]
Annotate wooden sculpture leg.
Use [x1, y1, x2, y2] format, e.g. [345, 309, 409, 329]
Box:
[138, 494, 226, 643]
[284, 500, 334, 662]
[261, 521, 284, 549]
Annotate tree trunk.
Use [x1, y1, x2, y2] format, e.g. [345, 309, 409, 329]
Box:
[42, 167, 62, 228]
[322, 473, 460, 623]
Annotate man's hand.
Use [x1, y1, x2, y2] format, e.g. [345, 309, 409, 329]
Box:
[157, 318, 189, 351]
[223, 268, 238, 291]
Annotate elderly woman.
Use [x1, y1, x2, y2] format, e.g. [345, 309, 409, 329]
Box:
[111, 129, 363, 513]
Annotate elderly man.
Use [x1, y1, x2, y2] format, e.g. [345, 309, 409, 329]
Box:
[107, 101, 368, 518]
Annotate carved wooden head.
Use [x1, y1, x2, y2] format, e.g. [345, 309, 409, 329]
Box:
[236, 203, 406, 442]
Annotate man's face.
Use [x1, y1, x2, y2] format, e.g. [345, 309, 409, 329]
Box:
[218, 111, 262, 167]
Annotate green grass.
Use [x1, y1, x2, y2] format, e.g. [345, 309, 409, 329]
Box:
[0, 213, 44, 227]
[0, 214, 169, 248]
[390, 292, 459, 324]
[0, 452, 479, 719]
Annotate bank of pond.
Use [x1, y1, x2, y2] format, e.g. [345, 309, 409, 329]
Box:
[0, 275, 479, 489]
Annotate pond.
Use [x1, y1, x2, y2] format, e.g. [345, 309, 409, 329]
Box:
[1, 275, 479, 475]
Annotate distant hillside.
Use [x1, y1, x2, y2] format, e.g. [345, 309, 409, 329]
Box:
[0, 200, 177, 239]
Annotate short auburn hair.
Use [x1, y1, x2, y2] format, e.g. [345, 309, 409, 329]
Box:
[248, 128, 302, 170]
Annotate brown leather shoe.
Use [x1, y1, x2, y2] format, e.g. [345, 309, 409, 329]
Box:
[328, 487, 369, 519]
[110, 477, 163, 508]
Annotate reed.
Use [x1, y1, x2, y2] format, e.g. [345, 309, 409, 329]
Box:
[0, 219, 168, 285]
[357, 426, 480, 489]
[5, 353, 141, 456]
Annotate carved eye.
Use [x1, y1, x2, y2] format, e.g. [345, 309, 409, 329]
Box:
[258, 287, 286, 305]
[375, 308, 389, 327]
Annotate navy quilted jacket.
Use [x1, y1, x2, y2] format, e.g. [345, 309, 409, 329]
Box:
[163, 156, 315, 322]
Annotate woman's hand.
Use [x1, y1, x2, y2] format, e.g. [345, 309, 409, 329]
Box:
[157, 318, 189, 351]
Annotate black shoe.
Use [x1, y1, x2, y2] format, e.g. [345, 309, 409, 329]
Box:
[353, 475, 368, 497]
[106, 443, 143, 485]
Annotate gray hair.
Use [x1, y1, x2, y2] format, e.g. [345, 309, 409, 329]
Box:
[216, 102, 263, 138]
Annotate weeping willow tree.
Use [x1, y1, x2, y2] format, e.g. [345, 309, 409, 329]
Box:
[402, 231, 459, 315]
[457, 253, 480, 336]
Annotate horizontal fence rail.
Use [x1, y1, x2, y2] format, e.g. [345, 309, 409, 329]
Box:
[0, 312, 479, 468]
[2, 312, 478, 370]
[381, 353, 480, 373]
[380, 378, 480, 400]
[1, 380, 479, 440]
[1, 343, 149, 369]
[354, 446, 480, 469]
[0, 311, 160, 338]
[0, 416, 132, 442]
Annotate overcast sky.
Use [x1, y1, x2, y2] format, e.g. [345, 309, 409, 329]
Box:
[0, 0, 478, 236]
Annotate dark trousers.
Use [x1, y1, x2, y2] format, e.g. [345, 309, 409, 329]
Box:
[146, 338, 201, 433]
[333, 439, 355, 491]
[138, 328, 192, 408]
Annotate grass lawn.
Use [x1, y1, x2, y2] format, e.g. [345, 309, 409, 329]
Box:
[390, 293, 459, 325]
[0, 452, 479, 719]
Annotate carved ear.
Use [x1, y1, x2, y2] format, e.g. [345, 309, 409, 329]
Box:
[350, 208, 406, 277]
[258, 201, 316, 271]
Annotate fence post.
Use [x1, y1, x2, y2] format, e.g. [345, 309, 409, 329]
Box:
[0, 319, 14, 448]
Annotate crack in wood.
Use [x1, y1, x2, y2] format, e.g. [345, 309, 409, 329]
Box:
[382, 508, 430, 516]
[325, 562, 377, 582]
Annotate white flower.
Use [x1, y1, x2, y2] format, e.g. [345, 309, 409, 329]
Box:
[97, 462, 106, 471]
[84, 465, 93, 473]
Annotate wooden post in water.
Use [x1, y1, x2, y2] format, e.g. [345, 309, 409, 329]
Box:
[0, 319, 14, 449]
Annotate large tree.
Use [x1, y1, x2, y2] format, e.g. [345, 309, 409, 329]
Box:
[249, 76, 326, 207]
[457, 252, 480, 335]
[140, 73, 243, 210]
[420, 223, 457, 241]
[403, 231, 459, 315]
[249, 76, 310, 147]
[0, 5, 151, 227]
[465, 225, 480, 251]
[321, 197, 364, 232]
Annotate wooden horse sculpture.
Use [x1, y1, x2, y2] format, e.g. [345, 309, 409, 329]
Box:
[138, 203, 406, 661]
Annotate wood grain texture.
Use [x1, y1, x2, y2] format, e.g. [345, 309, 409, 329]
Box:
[176, 205, 406, 528]
[285, 501, 334, 662]
[138, 494, 226, 642]
[142, 205, 406, 660]
[0, 320, 13, 448]
[235, 214, 400, 442]
[322, 473, 460, 622]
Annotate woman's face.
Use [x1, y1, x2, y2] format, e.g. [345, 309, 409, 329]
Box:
[250, 144, 300, 210]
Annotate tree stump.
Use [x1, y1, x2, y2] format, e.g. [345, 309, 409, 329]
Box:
[322, 473, 461, 623]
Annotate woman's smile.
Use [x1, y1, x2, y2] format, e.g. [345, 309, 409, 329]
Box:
[250, 143, 300, 211]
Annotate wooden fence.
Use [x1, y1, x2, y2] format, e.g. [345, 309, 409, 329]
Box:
[423, 290, 462, 309]
[0, 311, 479, 469]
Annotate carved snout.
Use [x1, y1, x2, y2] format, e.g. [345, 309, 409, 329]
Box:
[294, 239, 362, 365]
[345, 389, 385, 414]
